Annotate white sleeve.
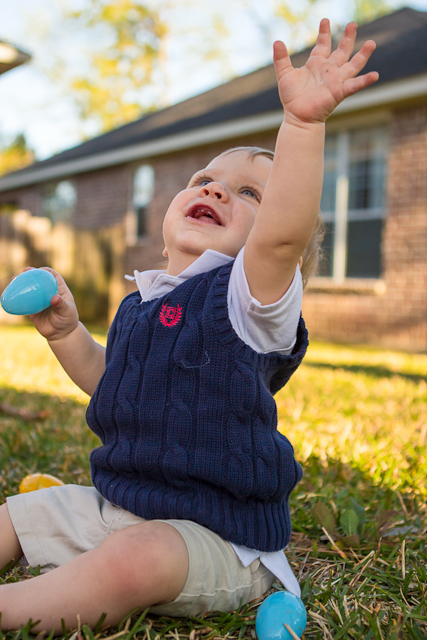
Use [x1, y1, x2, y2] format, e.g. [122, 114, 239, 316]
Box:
[227, 247, 303, 355]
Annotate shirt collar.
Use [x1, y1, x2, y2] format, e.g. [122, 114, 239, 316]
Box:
[125, 249, 234, 301]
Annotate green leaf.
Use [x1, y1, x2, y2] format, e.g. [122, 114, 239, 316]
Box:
[340, 508, 359, 536]
[339, 534, 360, 548]
[349, 497, 366, 530]
[312, 501, 338, 535]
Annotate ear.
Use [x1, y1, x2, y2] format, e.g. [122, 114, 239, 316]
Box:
[162, 246, 169, 258]
[298, 256, 303, 270]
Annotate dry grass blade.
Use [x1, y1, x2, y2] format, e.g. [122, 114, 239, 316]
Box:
[321, 527, 348, 560]
[282, 623, 301, 640]
[397, 492, 408, 517]
[401, 540, 405, 579]
[308, 611, 328, 624]
[101, 631, 129, 640]
[349, 553, 374, 588]
[0, 401, 50, 421]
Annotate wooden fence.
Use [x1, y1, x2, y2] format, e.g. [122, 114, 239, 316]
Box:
[0, 209, 125, 325]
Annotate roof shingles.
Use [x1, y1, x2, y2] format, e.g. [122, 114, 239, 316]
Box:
[3, 7, 427, 183]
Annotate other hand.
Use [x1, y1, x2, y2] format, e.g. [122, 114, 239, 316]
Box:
[24, 267, 79, 341]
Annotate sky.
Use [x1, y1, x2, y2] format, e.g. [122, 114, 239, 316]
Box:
[1, 0, 427, 161]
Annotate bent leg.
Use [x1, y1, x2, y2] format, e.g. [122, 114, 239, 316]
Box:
[0, 503, 23, 571]
[0, 520, 189, 634]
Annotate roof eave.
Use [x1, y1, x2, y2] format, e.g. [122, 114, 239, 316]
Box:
[1, 71, 427, 193]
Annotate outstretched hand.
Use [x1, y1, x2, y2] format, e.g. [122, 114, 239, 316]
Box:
[273, 19, 378, 124]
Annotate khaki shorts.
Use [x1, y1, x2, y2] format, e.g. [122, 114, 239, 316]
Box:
[7, 485, 274, 617]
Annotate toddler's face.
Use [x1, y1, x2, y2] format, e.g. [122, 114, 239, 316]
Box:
[163, 150, 272, 270]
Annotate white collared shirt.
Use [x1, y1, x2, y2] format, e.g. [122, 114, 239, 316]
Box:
[125, 247, 303, 596]
[126, 247, 303, 355]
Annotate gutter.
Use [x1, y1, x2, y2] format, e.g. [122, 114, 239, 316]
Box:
[0, 111, 283, 191]
[0, 72, 426, 192]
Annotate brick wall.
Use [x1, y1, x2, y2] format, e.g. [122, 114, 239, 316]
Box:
[1, 107, 426, 350]
[0, 185, 41, 216]
[302, 103, 427, 352]
[74, 165, 131, 229]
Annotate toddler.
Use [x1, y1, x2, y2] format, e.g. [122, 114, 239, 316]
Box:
[0, 19, 378, 634]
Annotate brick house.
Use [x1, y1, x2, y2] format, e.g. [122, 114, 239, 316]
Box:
[0, 7, 426, 351]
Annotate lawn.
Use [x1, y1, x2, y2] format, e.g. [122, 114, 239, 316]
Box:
[0, 325, 426, 640]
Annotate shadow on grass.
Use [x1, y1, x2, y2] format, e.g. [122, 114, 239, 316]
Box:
[304, 361, 426, 384]
[0, 385, 97, 498]
[1, 382, 419, 542]
[1, 384, 426, 639]
[292, 451, 414, 523]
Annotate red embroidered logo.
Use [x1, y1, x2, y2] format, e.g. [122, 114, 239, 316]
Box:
[159, 304, 183, 327]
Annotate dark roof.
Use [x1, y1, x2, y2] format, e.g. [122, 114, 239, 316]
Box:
[6, 7, 427, 178]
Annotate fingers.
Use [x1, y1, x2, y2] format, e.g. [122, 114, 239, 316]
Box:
[38, 266, 63, 281]
[343, 71, 379, 98]
[273, 40, 292, 80]
[22, 266, 64, 286]
[311, 18, 331, 58]
[330, 21, 358, 66]
[50, 293, 69, 312]
[314, 19, 378, 89]
[38, 266, 71, 294]
[321, 21, 375, 74]
[342, 39, 377, 78]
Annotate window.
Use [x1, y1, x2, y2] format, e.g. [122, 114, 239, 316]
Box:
[319, 125, 388, 280]
[41, 180, 76, 224]
[133, 165, 154, 238]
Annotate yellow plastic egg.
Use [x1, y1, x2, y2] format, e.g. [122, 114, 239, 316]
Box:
[19, 473, 65, 493]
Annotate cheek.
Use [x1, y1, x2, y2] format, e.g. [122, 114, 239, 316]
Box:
[228, 215, 256, 251]
[163, 191, 188, 229]
[238, 208, 257, 236]
[165, 191, 186, 215]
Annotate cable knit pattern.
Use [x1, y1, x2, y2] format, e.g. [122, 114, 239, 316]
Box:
[86, 262, 308, 551]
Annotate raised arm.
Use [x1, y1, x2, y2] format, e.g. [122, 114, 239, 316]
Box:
[28, 267, 106, 396]
[244, 20, 378, 304]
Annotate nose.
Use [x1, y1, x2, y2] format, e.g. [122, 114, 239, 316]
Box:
[200, 181, 229, 201]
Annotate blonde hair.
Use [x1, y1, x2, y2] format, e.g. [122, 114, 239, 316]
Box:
[217, 146, 325, 288]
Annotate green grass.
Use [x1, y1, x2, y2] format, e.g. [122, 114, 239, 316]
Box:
[0, 326, 426, 639]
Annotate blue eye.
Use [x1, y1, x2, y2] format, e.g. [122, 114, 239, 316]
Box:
[241, 188, 259, 199]
[190, 174, 213, 188]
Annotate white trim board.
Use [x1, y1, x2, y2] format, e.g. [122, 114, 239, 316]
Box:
[0, 112, 284, 191]
[0, 72, 426, 192]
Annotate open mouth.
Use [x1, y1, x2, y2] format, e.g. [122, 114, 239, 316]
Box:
[187, 204, 222, 226]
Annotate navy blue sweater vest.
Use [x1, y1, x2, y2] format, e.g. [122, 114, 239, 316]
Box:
[86, 262, 308, 551]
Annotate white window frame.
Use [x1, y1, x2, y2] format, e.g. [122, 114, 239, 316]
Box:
[333, 131, 349, 283]
[320, 116, 389, 284]
[40, 180, 77, 225]
[131, 164, 155, 242]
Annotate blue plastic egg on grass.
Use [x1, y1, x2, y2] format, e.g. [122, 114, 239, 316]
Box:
[256, 592, 307, 640]
[1, 269, 58, 315]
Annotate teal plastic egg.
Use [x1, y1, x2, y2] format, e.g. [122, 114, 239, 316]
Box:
[256, 592, 307, 640]
[1, 269, 58, 315]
